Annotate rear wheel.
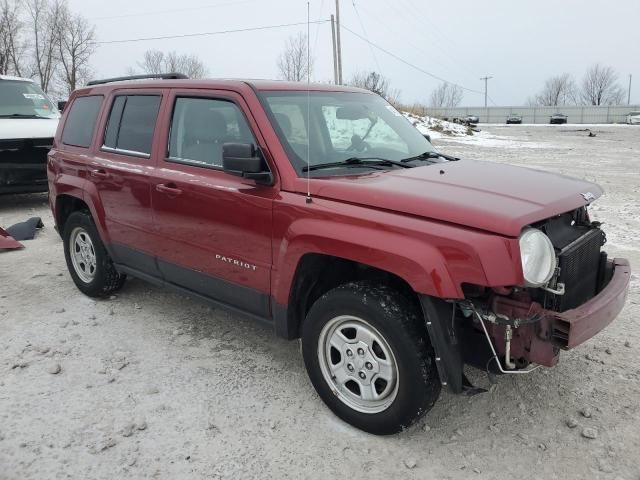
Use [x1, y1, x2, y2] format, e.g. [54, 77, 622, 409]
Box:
[63, 211, 126, 297]
[301, 281, 441, 435]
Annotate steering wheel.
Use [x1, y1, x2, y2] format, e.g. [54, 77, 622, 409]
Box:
[346, 134, 370, 152]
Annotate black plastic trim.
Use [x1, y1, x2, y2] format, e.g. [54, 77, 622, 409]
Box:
[418, 295, 464, 394]
[110, 243, 272, 323]
[87, 73, 188, 86]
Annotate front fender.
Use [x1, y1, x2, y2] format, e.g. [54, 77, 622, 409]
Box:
[272, 217, 460, 304]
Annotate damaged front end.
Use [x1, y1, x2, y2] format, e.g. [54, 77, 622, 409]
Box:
[0, 138, 52, 194]
[465, 206, 630, 369]
[423, 206, 631, 392]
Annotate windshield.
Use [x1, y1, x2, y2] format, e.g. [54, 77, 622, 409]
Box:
[260, 91, 435, 175]
[0, 80, 59, 119]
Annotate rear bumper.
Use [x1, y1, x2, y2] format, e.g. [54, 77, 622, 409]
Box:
[550, 258, 630, 349]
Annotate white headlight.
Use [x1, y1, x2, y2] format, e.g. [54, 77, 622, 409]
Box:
[519, 228, 557, 287]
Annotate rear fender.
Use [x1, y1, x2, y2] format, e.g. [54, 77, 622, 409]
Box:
[52, 174, 109, 245]
[76, 178, 110, 244]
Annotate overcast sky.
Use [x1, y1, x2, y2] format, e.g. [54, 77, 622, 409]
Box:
[68, 0, 640, 107]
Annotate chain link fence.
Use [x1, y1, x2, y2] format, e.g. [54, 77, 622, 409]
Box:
[425, 105, 640, 124]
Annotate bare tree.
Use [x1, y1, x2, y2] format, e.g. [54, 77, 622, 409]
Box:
[163, 51, 208, 79]
[532, 73, 576, 106]
[350, 71, 400, 104]
[276, 33, 313, 82]
[579, 63, 625, 106]
[138, 49, 165, 74]
[56, 5, 95, 93]
[429, 82, 463, 108]
[25, 0, 64, 92]
[134, 49, 208, 79]
[0, 0, 25, 75]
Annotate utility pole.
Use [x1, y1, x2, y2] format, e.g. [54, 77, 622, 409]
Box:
[628, 74, 632, 105]
[335, 0, 343, 85]
[330, 15, 338, 85]
[480, 76, 492, 107]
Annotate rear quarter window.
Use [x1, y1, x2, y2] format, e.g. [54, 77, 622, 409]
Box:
[61, 95, 103, 148]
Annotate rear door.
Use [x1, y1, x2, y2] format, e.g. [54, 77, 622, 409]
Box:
[86, 90, 166, 276]
[150, 89, 277, 317]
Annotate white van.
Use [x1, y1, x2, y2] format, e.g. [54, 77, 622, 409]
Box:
[1, 75, 60, 194]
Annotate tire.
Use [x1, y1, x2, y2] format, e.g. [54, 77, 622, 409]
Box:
[301, 281, 441, 435]
[63, 211, 126, 297]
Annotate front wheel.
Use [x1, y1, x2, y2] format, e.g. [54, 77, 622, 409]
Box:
[301, 281, 441, 435]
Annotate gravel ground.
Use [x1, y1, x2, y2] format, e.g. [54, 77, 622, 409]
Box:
[1, 125, 639, 480]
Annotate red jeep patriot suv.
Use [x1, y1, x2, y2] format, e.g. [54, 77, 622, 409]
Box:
[48, 73, 631, 434]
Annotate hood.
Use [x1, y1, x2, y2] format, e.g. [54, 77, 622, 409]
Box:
[308, 159, 602, 237]
[0, 118, 59, 140]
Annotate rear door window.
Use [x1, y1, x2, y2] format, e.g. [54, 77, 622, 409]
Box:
[62, 95, 103, 147]
[103, 95, 161, 156]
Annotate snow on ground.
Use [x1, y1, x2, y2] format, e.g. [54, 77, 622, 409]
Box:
[1, 126, 639, 480]
[403, 112, 471, 139]
[403, 112, 553, 149]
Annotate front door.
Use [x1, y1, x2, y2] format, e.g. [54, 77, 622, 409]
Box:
[150, 90, 276, 317]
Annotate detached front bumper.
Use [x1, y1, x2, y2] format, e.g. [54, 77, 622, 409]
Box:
[550, 258, 630, 349]
[487, 258, 630, 367]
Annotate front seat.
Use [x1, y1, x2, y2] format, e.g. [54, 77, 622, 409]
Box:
[182, 103, 227, 166]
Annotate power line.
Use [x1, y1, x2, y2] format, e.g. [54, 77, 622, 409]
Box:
[313, 0, 326, 54]
[351, 1, 381, 73]
[340, 24, 483, 94]
[351, 3, 465, 88]
[95, 20, 330, 45]
[397, 0, 480, 84]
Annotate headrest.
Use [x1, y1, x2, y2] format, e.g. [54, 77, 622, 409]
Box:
[184, 102, 226, 141]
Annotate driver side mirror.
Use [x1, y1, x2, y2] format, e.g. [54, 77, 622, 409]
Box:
[423, 133, 432, 143]
[222, 143, 273, 185]
[57, 101, 67, 112]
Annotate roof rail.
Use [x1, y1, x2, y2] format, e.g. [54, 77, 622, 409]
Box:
[86, 72, 188, 86]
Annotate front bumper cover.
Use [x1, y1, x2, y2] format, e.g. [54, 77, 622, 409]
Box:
[550, 258, 630, 349]
[489, 258, 630, 367]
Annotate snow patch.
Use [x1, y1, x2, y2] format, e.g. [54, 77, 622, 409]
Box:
[402, 112, 471, 139]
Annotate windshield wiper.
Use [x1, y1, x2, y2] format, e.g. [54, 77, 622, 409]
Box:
[0, 113, 48, 119]
[400, 151, 460, 163]
[303, 156, 414, 172]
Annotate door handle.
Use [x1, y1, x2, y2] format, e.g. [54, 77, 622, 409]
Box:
[155, 183, 183, 196]
[90, 169, 109, 179]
